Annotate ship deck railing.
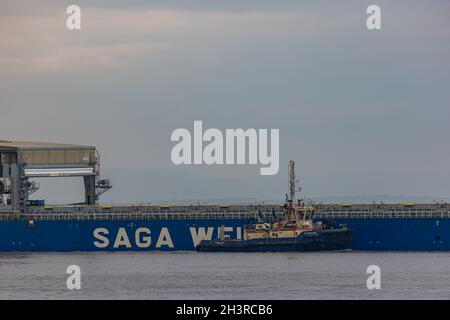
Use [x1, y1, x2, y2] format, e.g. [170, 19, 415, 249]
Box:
[0, 211, 280, 221]
[1, 208, 450, 221]
[315, 210, 450, 219]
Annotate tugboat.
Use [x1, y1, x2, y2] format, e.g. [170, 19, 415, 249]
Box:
[196, 161, 352, 252]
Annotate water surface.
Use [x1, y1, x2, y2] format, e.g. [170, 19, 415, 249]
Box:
[1, 251, 449, 299]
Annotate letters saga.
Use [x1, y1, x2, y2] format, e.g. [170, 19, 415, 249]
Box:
[93, 227, 174, 249]
[92, 226, 241, 249]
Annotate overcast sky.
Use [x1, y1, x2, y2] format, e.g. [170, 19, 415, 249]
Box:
[1, 0, 450, 203]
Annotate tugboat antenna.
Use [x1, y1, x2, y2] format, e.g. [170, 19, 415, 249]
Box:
[288, 160, 296, 203]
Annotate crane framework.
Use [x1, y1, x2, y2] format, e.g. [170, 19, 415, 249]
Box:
[0, 140, 111, 212]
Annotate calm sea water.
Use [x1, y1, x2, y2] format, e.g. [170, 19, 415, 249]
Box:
[1, 251, 450, 300]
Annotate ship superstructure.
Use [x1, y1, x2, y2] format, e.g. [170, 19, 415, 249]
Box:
[243, 160, 317, 241]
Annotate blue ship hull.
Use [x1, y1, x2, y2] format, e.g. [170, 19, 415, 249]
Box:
[0, 219, 246, 251]
[331, 218, 448, 251]
[0, 216, 449, 251]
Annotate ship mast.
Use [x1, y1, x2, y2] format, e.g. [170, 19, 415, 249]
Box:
[288, 160, 296, 203]
[286, 160, 299, 221]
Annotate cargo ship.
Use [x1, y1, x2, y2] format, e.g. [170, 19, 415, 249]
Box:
[0, 140, 449, 252]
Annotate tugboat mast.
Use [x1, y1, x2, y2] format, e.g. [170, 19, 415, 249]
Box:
[288, 160, 296, 203]
[287, 160, 299, 221]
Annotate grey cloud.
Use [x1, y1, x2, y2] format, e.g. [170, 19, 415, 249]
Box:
[1, 0, 450, 202]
